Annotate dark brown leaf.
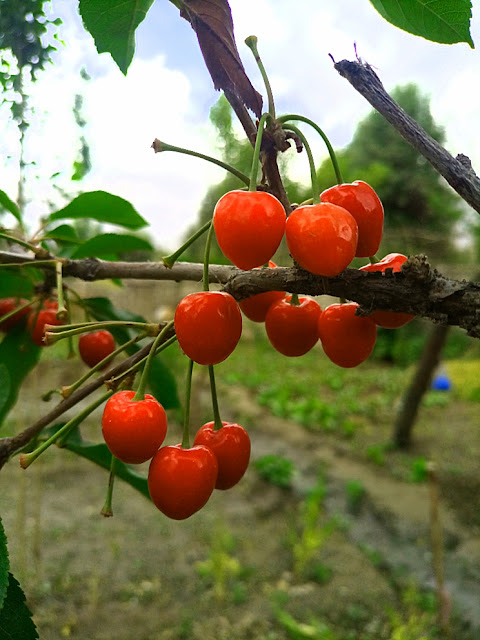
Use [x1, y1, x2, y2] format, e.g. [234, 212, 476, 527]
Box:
[180, 0, 263, 117]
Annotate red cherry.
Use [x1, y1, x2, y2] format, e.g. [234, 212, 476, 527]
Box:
[101, 390, 168, 464]
[193, 421, 251, 490]
[265, 296, 321, 357]
[174, 291, 242, 365]
[321, 181, 384, 258]
[79, 330, 116, 368]
[239, 261, 285, 322]
[285, 202, 358, 276]
[148, 444, 218, 519]
[213, 190, 286, 270]
[359, 254, 414, 328]
[27, 301, 62, 346]
[0, 298, 30, 332]
[318, 302, 377, 368]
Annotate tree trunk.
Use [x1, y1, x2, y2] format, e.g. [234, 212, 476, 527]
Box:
[393, 324, 450, 449]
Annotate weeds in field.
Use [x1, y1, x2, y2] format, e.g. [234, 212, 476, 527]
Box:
[195, 526, 245, 601]
[255, 454, 296, 489]
[289, 473, 336, 579]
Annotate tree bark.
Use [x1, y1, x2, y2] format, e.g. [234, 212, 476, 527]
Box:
[393, 324, 450, 449]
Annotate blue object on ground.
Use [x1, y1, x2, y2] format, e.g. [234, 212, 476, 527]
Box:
[431, 373, 452, 391]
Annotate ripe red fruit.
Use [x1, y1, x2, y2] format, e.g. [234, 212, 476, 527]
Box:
[285, 202, 358, 276]
[174, 291, 242, 365]
[321, 181, 384, 258]
[27, 301, 62, 346]
[213, 190, 286, 270]
[0, 298, 30, 332]
[265, 296, 321, 357]
[148, 444, 218, 519]
[239, 261, 285, 322]
[193, 421, 251, 490]
[79, 330, 116, 368]
[318, 302, 377, 368]
[359, 253, 414, 328]
[101, 390, 168, 464]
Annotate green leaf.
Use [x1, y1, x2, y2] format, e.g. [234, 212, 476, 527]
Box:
[78, 0, 154, 74]
[0, 271, 37, 298]
[83, 297, 146, 348]
[71, 233, 153, 259]
[0, 573, 38, 639]
[0, 516, 9, 611]
[0, 328, 41, 428]
[44, 424, 150, 500]
[369, 0, 474, 47]
[44, 224, 81, 244]
[147, 355, 180, 410]
[0, 190, 22, 226]
[48, 191, 148, 230]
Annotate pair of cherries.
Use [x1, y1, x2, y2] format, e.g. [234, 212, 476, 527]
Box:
[212, 180, 384, 277]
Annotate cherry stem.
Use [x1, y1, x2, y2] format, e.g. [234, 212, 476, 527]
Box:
[100, 455, 117, 517]
[202, 221, 215, 292]
[44, 320, 156, 344]
[282, 124, 320, 205]
[163, 219, 212, 268]
[245, 35, 275, 119]
[133, 320, 175, 401]
[369, 255, 379, 264]
[277, 114, 344, 185]
[55, 261, 68, 322]
[112, 335, 177, 388]
[0, 298, 32, 325]
[62, 333, 146, 399]
[249, 112, 271, 192]
[151, 139, 249, 186]
[289, 293, 301, 306]
[208, 365, 223, 431]
[0, 231, 50, 258]
[19, 390, 113, 469]
[181, 359, 194, 449]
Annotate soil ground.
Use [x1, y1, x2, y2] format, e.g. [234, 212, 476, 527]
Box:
[1, 324, 479, 640]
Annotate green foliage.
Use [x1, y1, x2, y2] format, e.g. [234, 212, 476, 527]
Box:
[254, 454, 296, 488]
[78, 0, 154, 75]
[409, 457, 428, 483]
[369, 0, 474, 48]
[272, 592, 337, 639]
[48, 191, 148, 230]
[0, 0, 60, 86]
[0, 573, 38, 640]
[345, 479, 366, 514]
[0, 190, 22, 226]
[70, 233, 153, 259]
[43, 424, 150, 500]
[147, 354, 180, 410]
[291, 474, 336, 578]
[0, 327, 41, 428]
[195, 527, 244, 601]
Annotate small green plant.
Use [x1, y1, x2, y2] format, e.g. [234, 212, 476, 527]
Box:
[409, 457, 429, 483]
[272, 592, 337, 640]
[366, 442, 388, 466]
[255, 454, 296, 488]
[386, 582, 438, 640]
[345, 479, 366, 514]
[290, 473, 336, 578]
[195, 527, 244, 601]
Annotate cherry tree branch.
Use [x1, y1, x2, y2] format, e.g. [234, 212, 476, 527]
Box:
[1, 251, 478, 337]
[333, 59, 480, 215]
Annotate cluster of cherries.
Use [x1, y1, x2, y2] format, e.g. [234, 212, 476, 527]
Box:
[175, 180, 413, 369]
[0, 296, 116, 368]
[1, 179, 413, 521]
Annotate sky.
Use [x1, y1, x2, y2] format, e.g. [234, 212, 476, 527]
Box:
[1, 0, 479, 251]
